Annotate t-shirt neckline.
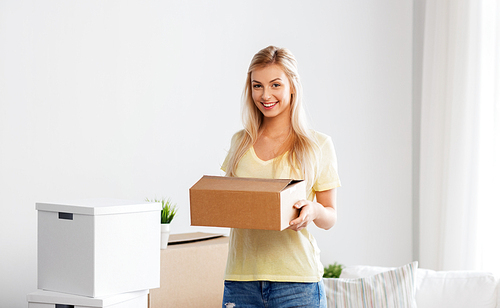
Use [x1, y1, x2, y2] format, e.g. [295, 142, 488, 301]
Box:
[250, 146, 289, 165]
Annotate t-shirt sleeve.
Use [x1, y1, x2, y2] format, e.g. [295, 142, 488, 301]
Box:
[313, 136, 341, 192]
[221, 131, 241, 173]
[221, 153, 229, 173]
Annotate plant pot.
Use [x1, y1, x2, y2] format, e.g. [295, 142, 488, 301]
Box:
[160, 224, 170, 249]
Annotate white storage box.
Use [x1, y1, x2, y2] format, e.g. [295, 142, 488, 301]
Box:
[27, 289, 148, 308]
[37, 198, 161, 297]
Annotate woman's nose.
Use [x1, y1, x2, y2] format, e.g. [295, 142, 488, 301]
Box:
[262, 87, 271, 100]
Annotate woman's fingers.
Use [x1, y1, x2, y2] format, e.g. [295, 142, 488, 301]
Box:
[289, 201, 311, 231]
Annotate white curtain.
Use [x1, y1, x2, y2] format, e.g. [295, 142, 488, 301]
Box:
[475, 0, 500, 276]
[419, 0, 500, 274]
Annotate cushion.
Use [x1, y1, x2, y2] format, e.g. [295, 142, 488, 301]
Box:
[323, 262, 418, 308]
[415, 268, 497, 308]
[339, 264, 397, 279]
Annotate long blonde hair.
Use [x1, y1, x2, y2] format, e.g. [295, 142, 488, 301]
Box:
[225, 46, 320, 189]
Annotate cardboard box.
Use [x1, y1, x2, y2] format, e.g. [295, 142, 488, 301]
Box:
[37, 198, 161, 297]
[27, 289, 149, 308]
[189, 176, 306, 230]
[148, 233, 229, 308]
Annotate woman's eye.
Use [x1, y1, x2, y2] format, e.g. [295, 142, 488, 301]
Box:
[272, 83, 281, 88]
[253, 84, 262, 89]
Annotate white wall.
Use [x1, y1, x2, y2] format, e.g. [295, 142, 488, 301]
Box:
[0, 1, 413, 307]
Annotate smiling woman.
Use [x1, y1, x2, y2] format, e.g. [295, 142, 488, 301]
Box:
[220, 46, 341, 307]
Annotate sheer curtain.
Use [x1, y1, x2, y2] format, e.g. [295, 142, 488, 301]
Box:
[419, 0, 500, 274]
[476, 0, 500, 275]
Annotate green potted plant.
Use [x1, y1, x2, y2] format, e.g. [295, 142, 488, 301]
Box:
[146, 198, 178, 249]
[323, 262, 345, 278]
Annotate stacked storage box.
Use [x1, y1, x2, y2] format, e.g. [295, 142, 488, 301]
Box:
[27, 198, 161, 308]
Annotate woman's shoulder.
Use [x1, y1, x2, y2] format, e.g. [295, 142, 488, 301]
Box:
[309, 129, 332, 146]
[227, 129, 250, 152]
[229, 129, 245, 143]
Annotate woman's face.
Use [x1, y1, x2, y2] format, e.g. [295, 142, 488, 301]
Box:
[251, 64, 293, 120]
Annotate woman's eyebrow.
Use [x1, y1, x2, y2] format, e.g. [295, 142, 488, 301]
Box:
[252, 78, 282, 83]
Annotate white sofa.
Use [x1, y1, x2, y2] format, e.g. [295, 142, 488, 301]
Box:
[323, 262, 500, 308]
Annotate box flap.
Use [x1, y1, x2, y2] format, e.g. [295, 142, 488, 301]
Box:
[191, 175, 299, 193]
[27, 289, 149, 306]
[36, 198, 161, 215]
[168, 232, 225, 245]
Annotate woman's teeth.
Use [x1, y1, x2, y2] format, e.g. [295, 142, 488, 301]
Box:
[263, 102, 277, 108]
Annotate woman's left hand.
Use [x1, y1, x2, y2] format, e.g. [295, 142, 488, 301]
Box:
[287, 189, 338, 231]
[288, 200, 319, 232]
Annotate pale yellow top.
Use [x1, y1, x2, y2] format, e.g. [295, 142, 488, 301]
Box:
[221, 130, 341, 282]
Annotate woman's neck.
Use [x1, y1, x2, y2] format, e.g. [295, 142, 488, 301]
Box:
[253, 115, 293, 161]
[260, 115, 292, 140]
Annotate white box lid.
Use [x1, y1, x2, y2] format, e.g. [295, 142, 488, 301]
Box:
[36, 198, 161, 215]
[27, 289, 149, 307]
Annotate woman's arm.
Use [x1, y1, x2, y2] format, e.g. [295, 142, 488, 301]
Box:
[288, 188, 337, 231]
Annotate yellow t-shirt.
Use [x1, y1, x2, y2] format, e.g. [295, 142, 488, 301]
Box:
[221, 130, 341, 282]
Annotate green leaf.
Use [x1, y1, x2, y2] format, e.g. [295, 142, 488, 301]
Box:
[323, 262, 345, 278]
[146, 197, 178, 224]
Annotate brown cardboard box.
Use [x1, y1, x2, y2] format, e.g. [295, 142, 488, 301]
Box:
[148, 233, 229, 308]
[189, 175, 306, 231]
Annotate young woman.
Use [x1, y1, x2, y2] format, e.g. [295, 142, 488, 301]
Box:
[221, 46, 341, 308]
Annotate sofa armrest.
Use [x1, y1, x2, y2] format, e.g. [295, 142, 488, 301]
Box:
[415, 268, 497, 308]
[497, 278, 500, 308]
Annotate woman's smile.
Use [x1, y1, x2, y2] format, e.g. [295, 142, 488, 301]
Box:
[262, 101, 278, 109]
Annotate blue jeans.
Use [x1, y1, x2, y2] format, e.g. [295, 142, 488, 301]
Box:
[222, 280, 327, 308]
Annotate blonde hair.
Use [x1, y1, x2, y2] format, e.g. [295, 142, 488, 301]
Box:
[225, 46, 320, 189]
